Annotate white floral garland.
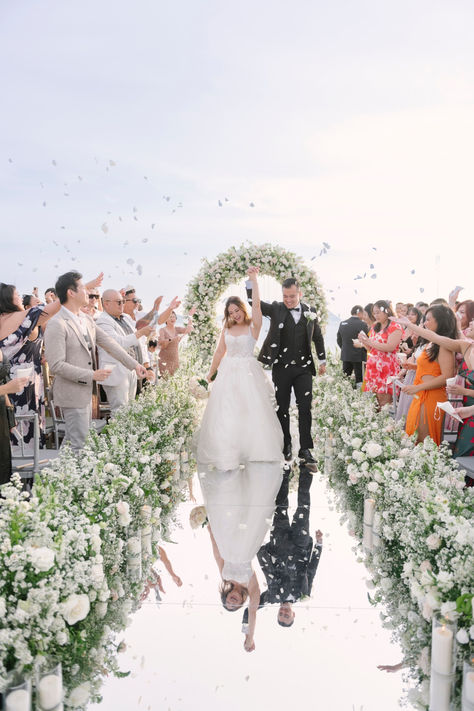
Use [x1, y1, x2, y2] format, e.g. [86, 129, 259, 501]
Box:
[183, 242, 327, 360]
[312, 360, 474, 710]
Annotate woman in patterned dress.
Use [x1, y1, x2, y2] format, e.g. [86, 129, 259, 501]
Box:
[357, 300, 403, 409]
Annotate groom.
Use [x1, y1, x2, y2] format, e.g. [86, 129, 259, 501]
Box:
[247, 272, 326, 467]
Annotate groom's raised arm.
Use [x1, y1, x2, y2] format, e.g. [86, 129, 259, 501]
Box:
[245, 281, 271, 317]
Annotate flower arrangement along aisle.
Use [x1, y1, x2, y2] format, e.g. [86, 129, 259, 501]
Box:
[0, 351, 199, 709]
[183, 242, 327, 360]
[312, 360, 473, 710]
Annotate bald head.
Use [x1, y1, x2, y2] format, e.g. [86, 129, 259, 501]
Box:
[102, 289, 124, 318]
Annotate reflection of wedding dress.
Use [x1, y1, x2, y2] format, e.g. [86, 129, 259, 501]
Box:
[197, 329, 283, 584]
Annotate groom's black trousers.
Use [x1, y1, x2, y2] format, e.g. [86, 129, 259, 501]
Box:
[272, 364, 313, 451]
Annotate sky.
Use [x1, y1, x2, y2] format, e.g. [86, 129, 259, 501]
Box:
[1, 0, 473, 322]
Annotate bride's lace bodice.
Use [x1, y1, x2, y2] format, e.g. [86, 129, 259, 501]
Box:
[224, 329, 255, 359]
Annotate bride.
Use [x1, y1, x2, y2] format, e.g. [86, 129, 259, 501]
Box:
[197, 266, 283, 650]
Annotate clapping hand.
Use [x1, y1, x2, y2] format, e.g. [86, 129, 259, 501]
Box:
[247, 266, 259, 281]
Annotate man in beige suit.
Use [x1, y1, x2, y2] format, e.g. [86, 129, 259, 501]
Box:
[44, 271, 147, 451]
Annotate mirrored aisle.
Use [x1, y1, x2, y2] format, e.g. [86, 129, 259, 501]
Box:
[90, 470, 412, 711]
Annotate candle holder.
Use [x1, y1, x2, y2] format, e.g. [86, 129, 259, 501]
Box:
[462, 658, 474, 711]
[372, 512, 381, 549]
[126, 531, 142, 581]
[429, 616, 457, 711]
[362, 498, 375, 552]
[36, 662, 63, 711]
[431, 616, 457, 675]
[4, 675, 31, 711]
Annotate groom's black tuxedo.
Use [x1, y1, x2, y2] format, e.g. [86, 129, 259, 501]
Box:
[241, 468, 322, 626]
[247, 287, 326, 451]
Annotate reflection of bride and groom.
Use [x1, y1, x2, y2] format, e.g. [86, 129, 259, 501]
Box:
[196, 266, 326, 651]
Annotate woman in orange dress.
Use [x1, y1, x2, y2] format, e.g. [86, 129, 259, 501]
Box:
[399, 305, 457, 444]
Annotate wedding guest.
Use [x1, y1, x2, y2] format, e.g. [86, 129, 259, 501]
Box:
[394, 305, 457, 445]
[22, 294, 41, 308]
[44, 271, 147, 451]
[158, 307, 195, 376]
[362, 303, 375, 330]
[96, 290, 155, 414]
[82, 289, 102, 320]
[395, 302, 408, 318]
[455, 300, 474, 338]
[395, 312, 473, 453]
[336, 305, 368, 387]
[0, 282, 62, 446]
[0, 350, 28, 485]
[415, 302, 429, 315]
[358, 300, 403, 408]
[44, 288, 58, 304]
[147, 339, 160, 378]
[399, 307, 422, 357]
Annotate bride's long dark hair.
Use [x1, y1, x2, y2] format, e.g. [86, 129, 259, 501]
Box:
[223, 297, 251, 329]
[219, 580, 249, 611]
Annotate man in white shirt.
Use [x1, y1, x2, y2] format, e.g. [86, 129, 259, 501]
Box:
[97, 290, 156, 413]
[44, 272, 147, 451]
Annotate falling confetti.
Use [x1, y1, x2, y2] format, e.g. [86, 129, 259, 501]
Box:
[101, 223, 108, 234]
[249, 202, 255, 207]
[126, 258, 134, 265]
[136, 264, 143, 275]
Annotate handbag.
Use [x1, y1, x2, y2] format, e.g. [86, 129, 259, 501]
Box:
[4, 394, 16, 429]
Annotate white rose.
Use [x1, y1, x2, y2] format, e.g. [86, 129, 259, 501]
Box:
[367, 481, 379, 493]
[28, 546, 55, 572]
[189, 506, 207, 529]
[456, 628, 469, 644]
[68, 682, 91, 708]
[351, 437, 362, 450]
[420, 560, 432, 573]
[116, 501, 130, 516]
[365, 442, 382, 458]
[426, 533, 441, 550]
[62, 594, 91, 625]
[380, 577, 392, 592]
[56, 630, 69, 645]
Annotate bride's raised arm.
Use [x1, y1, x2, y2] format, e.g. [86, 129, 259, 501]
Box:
[247, 266, 262, 339]
[207, 328, 226, 382]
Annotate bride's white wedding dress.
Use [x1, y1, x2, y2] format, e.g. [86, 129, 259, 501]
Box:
[197, 327, 283, 584]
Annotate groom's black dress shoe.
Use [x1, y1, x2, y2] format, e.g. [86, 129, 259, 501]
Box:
[283, 444, 292, 461]
[298, 449, 318, 472]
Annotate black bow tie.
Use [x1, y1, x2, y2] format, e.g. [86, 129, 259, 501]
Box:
[289, 307, 300, 312]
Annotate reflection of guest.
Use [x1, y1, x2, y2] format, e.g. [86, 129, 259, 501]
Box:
[242, 466, 323, 629]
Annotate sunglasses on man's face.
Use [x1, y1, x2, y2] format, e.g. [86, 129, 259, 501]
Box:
[88, 294, 100, 300]
[126, 298, 141, 304]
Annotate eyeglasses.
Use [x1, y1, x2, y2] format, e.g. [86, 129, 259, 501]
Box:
[105, 300, 124, 306]
[88, 294, 100, 300]
[125, 298, 141, 304]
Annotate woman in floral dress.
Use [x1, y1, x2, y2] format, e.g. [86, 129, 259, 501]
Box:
[357, 300, 402, 409]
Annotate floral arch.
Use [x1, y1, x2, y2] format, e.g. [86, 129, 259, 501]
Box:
[184, 242, 327, 360]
